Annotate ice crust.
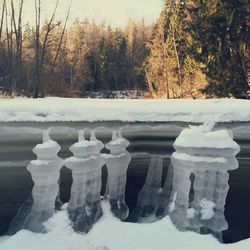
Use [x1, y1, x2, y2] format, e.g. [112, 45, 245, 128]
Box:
[169, 126, 240, 234]
[8, 131, 64, 234]
[64, 130, 104, 232]
[103, 131, 131, 220]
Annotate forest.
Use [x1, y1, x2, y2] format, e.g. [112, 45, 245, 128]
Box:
[0, 0, 249, 99]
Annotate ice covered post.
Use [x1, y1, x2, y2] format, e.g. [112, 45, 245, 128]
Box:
[103, 130, 131, 220]
[169, 125, 240, 234]
[20, 130, 63, 233]
[65, 130, 104, 232]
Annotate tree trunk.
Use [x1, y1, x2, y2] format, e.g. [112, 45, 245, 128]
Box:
[173, 32, 182, 87]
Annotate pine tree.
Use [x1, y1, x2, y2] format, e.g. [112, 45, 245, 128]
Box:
[188, 0, 249, 98]
[144, 0, 207, 98]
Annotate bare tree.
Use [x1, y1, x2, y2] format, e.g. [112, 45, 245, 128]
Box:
[0, 0, 6, 42]
[10, 0, 24, 95]
[33, 0, 59, 98]
[3, 1, 14, 94]
[33, 0, 41, 98]
[52, 2, 71, 70]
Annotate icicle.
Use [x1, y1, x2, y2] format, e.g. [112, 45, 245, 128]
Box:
[102, 130, 131, 220]
[42, 129, 51, 142]
[156, 161, 174, 218]
[90, 130, 95, 141]
[130, 155, 163, 222]
[112, 130, 118, 141]
[78, 129, 86, 142]
[168, 126, 240, 235]
[65, 129, 104, 232]
[8, 130, 64, 234]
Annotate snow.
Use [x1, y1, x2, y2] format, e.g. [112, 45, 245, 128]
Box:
[103, 133, 131, 220]
[169, 126, 239, 232]
[200, 199, 216, 220]
[169, 192, 177, 213]
[1, 98, 250, 249]
[72, 140, 100, 147]
[108, 138, 127, 146]
[32, 133, 61, 160]
[0, 97, 250, 122]
[172, 152, 226, 163]
[33, 140, 59, 150]
[64, 132, 104, 233]
[1, 201, 250, 250]
[64, 155, 99, 163]
[187, 208, 196, 219]
[174, 125, 240, 149]
[7, 134, 64, 234]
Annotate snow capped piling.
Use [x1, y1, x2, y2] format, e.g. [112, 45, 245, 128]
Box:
[169, 125, 240, 234]
[103, 130, 132, 220]
[8, 130, 64, 234]
[64, 129, 104, 233]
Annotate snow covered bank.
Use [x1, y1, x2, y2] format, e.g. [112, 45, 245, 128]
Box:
[0, 202, 250, 250]
[0, 98, 250, 123]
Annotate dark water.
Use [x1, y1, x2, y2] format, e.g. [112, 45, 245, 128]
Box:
[0, 127, 250, 243]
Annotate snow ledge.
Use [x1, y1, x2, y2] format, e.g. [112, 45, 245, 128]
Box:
[0, 98, 250, 123]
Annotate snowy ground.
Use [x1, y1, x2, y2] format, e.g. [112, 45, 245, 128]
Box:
[0, 97, 250, 123]
[0, 202, 250, 250]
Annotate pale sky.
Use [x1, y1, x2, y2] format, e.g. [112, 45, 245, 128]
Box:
[23, 0, 163, 27]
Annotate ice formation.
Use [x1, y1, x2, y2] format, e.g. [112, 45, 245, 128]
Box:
[102, 131, 131, 220]
[168, 125, 240, 234]
[8, 130, 64, 234]
[156, 162, 174, 218]
[64, 130, 104, 232]
[131, 155, 163, 222]
[6, 124, 242, 240]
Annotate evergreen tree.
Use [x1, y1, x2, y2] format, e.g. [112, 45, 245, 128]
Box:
[144, 0, 202, 98]
[188, 0, 249, 98]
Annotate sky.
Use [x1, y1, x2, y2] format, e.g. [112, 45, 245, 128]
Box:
[23, 0, 163, 27]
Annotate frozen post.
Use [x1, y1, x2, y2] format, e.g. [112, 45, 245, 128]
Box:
[103, 131, 131, 220]
[65, 129, 104, 232]
[168, 125, 240, 234]
[13, 130, 64, 233]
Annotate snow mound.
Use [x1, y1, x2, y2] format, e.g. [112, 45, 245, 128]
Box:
[174, 125, 240, 149]
[1, 202, 250, 250]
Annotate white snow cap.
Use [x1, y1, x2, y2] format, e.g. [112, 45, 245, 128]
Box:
[172, 152, 226, 163]
[32, 130, 61, 158]
[174, 124, 240, 150]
